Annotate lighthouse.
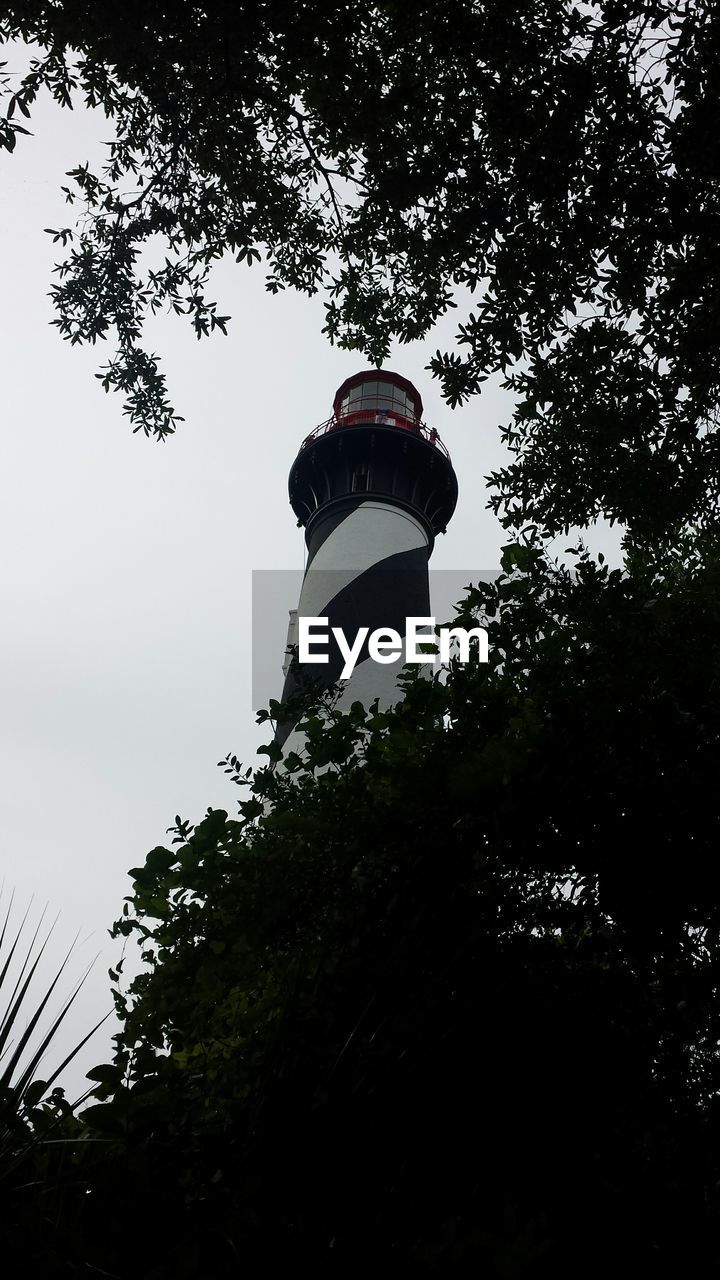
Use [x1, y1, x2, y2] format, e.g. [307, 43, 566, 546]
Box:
[278, 370, 458, 750]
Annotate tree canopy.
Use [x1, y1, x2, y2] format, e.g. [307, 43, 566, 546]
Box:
[2, 1, 720, 543]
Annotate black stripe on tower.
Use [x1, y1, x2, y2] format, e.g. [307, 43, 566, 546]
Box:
[277, 542, 431, 747]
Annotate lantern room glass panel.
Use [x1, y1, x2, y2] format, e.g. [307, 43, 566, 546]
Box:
[338, 379, 418, 423]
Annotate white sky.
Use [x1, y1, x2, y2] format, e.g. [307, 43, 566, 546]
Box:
[0, 58, 622, 1095]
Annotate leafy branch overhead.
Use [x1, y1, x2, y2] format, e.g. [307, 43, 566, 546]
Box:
[1, 2, 719, 543]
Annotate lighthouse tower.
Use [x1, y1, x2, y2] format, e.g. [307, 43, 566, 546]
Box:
[278, 370, 458, 749]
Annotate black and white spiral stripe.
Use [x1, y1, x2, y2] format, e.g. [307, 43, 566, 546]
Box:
[277, 496, 431, 751]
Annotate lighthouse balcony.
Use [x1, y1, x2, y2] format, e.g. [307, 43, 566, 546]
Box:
[301, 411, 450, 459]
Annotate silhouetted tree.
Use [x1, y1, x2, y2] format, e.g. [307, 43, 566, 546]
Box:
[78, 540, 720, 1277]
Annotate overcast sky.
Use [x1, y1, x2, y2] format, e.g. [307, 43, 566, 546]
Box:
[0, 57, 622, 1094]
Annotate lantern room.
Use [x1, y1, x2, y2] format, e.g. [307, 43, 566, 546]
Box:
[333, 370, 422, 430]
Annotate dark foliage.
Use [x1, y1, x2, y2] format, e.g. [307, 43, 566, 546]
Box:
[68, 543, 720, 1277]
[0, 900, 108, 1274]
